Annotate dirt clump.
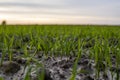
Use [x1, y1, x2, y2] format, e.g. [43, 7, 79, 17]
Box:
[0, 61, 20, 74]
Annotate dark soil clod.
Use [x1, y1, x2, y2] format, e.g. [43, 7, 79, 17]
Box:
[0, 61, 20, 74]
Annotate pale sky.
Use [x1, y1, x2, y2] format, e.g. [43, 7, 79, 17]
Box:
[0, 0, 120, 24]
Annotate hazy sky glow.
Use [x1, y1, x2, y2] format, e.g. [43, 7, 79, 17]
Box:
[0, 0, 120, 24]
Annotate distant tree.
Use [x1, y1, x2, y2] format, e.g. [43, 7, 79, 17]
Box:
[1, 20, 7, 26]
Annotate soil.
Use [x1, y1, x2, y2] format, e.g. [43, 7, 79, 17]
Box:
[0, 51, 120, 80]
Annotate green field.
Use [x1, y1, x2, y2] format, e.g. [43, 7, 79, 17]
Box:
[0, 25, 120, 80]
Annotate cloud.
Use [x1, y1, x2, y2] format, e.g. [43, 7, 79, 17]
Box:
[0, 0, 120, 24]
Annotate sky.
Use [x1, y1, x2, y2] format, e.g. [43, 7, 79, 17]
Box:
[0, 0, 120, 25]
